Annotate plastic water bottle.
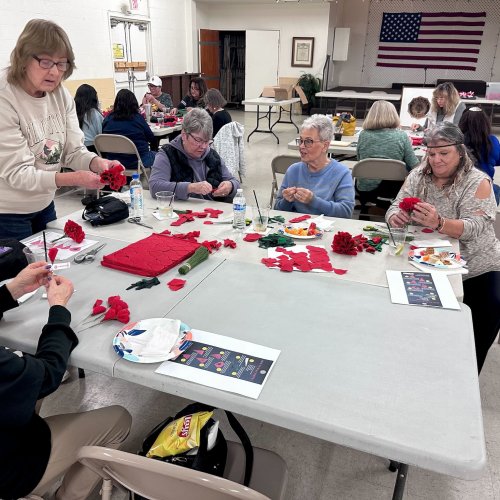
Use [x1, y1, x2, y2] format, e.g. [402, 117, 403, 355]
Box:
[232, 189, 246, 231]
[129, 173, 144, 219]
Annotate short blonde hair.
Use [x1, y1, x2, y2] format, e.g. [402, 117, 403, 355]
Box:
[7, 19, 75, 86]
[363, 100, 400, 130]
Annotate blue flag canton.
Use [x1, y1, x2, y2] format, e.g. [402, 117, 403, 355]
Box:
[380, 12, 422, 43]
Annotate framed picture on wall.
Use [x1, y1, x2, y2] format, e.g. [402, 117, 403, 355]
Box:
[291, 37, 314, 68]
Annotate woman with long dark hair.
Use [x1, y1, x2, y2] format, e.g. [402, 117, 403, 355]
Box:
[74, 84, 102, 153]
[102, 89, 156, 168]
[459, 107, 500, 204]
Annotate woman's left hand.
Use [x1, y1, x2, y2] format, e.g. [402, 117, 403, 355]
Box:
[89, 157, 124, 175]
[294, 187, 314, 205]
[212, 181, 233, 197]
[411, 201, 439, 229]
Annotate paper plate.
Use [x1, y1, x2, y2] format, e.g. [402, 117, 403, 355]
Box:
[281, 226, 323, 240]
[113, 318, 191, 363]
[409, 247, 466, 269]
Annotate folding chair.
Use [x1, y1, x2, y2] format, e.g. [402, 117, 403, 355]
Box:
[77, 442, 288, 500]
[94, 134, 150, 187]
[352, 158, 407, 221]
[269, 154, 300, 207]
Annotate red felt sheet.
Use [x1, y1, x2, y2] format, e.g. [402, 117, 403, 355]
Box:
[101, 233, 200, 276]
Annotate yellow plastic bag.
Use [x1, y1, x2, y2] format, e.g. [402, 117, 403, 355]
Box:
[332, 114, 356, 136]
[146, 410, 213, 459]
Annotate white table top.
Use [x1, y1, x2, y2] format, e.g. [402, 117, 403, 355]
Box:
[0, 199, 483, 481]
[49, 197, 462, 298]
[316, 91, 401, 101]
[242, 97, 301, 107]
[149, 123, 182, 137]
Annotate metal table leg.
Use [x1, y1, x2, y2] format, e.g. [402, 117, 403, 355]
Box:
[246, 105, 280, 143]
[271, 104, 299, 133]
[388, 461, 409, 500]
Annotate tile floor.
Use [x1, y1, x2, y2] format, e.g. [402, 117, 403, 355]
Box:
[45, 109, 500, 499]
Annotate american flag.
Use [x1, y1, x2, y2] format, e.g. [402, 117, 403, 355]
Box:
[377, 11, 485, 71]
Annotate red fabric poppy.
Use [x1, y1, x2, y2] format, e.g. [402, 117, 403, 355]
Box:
[103, 307, 117, 321]
[107, 295, 122, 307]
[332, 231, 358, 255]
[223, 239, 237, 248]
[93, 299, 103, 308]
[64, 220, 85, 243]
[167, 278, 186, 291]
[200, 240, 222, 253]
[92, 305, 106, 315]
[399, 197, 421, 212]
[100, 165, 126, 191]
[116, 308, 130, 323]
[48, 247, 58, 263]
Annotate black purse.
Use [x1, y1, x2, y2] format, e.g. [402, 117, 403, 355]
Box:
[0, 239, 28, 281]
[82, 195, 129, 226]
[137, 402, 253, 492]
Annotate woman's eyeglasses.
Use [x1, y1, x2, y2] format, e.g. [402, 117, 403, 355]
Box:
[32, 55, 69, 71]
[188, 133, 213, 146]
[295, 138, 322, 148]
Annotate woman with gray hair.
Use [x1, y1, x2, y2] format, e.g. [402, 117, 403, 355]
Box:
[0, 19, 120, 240]
[274, 114, 354, 218]
[386, 122, 500, 373]
[149, 108, 239, 201]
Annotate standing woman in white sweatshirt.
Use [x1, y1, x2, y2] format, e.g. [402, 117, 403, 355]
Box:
[0, 19, 120, 240]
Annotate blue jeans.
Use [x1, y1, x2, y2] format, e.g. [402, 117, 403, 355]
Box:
[0, 202, 57, 240]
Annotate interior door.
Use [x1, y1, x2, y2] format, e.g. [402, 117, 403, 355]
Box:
[110, 19, 150, 104]
[245, 30, 280, 112]
[199, 29, 220, 90]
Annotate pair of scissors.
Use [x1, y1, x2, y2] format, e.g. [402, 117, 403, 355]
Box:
[128, 217, 153, 229]
[74, 243, 106, 263]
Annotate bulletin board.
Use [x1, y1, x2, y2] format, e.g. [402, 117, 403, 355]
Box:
[400, 87, 434, 128]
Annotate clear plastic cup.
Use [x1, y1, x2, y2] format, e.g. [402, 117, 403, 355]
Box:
[388, 226, 409, 256]
[23, 246, 48, 264]
[252, 206, 270, 233]
[156, 191, 174, 219]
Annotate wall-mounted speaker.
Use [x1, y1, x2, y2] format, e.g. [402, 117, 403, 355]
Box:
[332, 28, 350, 61]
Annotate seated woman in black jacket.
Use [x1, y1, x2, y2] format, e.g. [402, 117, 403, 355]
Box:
[0, 263, 131, 500]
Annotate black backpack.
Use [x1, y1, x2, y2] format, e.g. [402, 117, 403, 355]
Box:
[82, 195, 129, 226]
[137, 402, 253, 490]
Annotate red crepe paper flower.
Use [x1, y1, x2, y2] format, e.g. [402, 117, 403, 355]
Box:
[171, 214, 195, 226]
[93, 299, 103, 308]
[48, 247, 58, 263]
[399, 197, 421, 212]
[103, 307, 117, 321]
[108, 295, 122, 306]
[116, 309, 130, 323]
[421, 228, 434, 233]
[167, 278, 186, 291]
[332, 232, 358, 256]
[100, 165, 126, 191]
[64, 220, 85, 243]
[243, 233, 262, 242]
[92, 304, 107, 315]
[224, 239, 237, 249]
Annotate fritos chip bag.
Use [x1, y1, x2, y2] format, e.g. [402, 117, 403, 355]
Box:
[146, 411, 213, 458]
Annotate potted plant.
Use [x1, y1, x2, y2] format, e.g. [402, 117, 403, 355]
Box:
[297, 73, 321, 114]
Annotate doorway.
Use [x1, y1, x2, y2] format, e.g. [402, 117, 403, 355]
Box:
[110, 18, 151, 104]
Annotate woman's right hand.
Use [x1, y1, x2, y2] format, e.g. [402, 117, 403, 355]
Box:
[46, 275, 74, 307]
[188, 181, 213, 196]
[388, 211, 410, 228]
[282, 187, 297, 202]
[76, 171, 106, 190]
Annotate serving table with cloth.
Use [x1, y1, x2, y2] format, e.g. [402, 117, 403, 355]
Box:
[0, 198, 484, 499]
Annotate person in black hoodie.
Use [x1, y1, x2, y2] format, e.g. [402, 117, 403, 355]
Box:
[0, 262, 131, 500]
